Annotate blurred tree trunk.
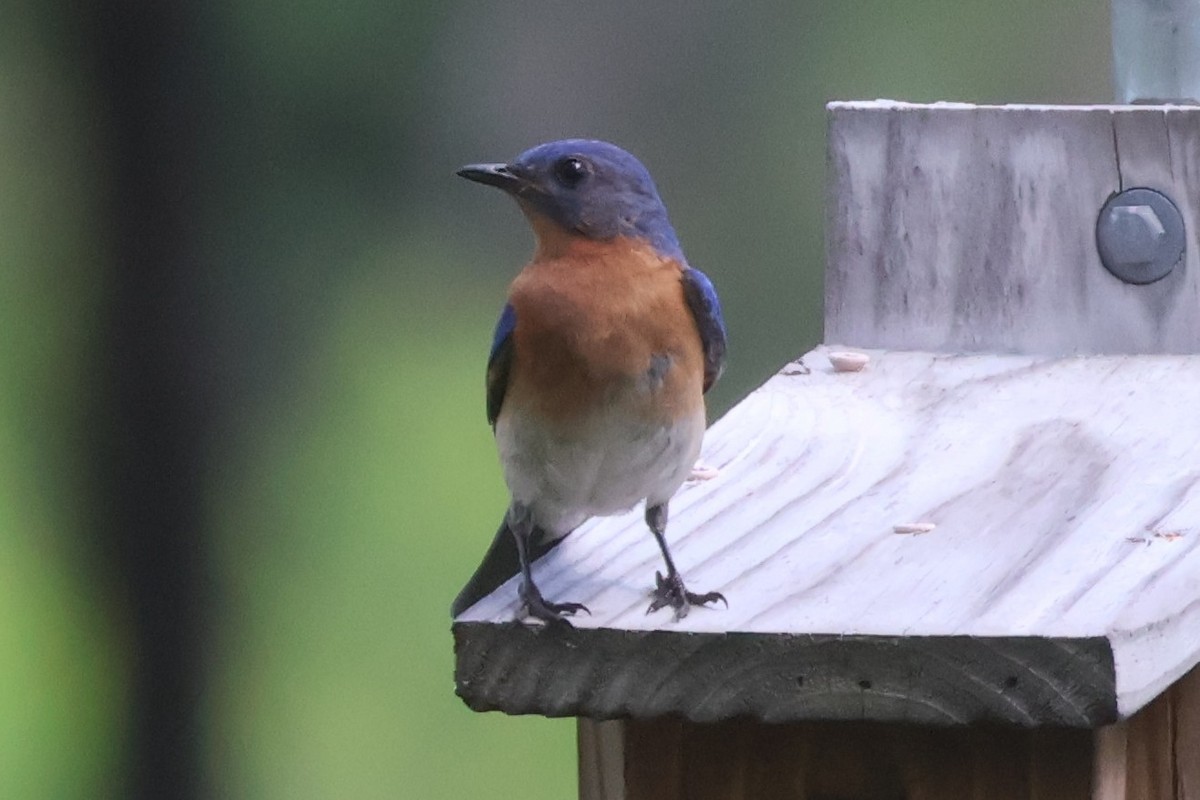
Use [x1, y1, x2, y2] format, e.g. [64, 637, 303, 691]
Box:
[89, 3, 216, 797]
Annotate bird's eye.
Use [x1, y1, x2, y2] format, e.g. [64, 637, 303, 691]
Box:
[553, 157, 589, 188]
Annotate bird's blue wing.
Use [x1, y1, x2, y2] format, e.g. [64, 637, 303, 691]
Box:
[486, 303, 516, 427]
[681, 268, 727, 392]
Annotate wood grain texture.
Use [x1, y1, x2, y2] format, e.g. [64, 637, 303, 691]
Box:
[825, 102, 1200, 356]
[591, 719, 1094, 800]
[1175, 666, 1200, 799]
[456, 622, 1115, 725]
[1092, 725, 1128, 800]
[1124, 692, 1175, 799]
[579, 719, 625, 800]
[1101, 663, 1200, 799]
[457, 348, 1200, 722]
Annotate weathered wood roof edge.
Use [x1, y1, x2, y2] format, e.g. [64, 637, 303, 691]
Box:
[454, 624, 1116, 727]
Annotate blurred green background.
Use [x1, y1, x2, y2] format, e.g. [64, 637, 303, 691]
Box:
[2, 2, 1109, 798]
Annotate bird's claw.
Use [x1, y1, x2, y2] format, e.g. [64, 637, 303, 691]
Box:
[519, 584, 590, 626]
[646, 570, 727, 620]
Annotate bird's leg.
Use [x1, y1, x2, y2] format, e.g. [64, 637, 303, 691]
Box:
[644, 502, 726, 619]
[508, 503, 589, 625]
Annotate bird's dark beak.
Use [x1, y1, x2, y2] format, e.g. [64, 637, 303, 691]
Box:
[456, 162, 527, 193]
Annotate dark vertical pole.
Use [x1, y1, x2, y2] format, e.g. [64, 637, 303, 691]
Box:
[89, 3, 215, 797]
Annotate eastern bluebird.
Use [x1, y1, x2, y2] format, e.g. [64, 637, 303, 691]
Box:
[452, 139, 727, 624]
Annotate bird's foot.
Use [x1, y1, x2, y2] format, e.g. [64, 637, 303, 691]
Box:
[519, 583, 590, 626]
[647, 570, 727, 620]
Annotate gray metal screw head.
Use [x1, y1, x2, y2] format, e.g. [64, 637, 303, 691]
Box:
[1096, 188, 1185, 285]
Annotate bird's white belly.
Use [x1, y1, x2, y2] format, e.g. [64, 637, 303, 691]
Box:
[495, 402, 705, 537]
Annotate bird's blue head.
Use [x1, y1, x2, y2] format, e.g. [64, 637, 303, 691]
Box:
[457, 139, 683, 260]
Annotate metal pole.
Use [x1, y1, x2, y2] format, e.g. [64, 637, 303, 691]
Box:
[1112, 0, 1200, 103]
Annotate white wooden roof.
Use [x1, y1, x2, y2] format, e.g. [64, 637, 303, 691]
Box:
[459, 347, 1200, 721]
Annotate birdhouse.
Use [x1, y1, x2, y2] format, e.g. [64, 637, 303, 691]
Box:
[454, 11, 1200, 800]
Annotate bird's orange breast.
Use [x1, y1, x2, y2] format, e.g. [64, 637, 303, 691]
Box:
[504, 237, 705, 426]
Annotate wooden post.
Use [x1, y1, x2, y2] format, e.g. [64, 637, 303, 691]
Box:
[578, 667, 1200, 799]
[454, 101, 1200, 800]
[579, 717, 1099, 800]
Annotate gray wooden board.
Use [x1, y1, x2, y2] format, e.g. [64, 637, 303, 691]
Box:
[455, 625, 1116, 726]
[455, 348, 1200, 722]
[825, 102, 1200, 356]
